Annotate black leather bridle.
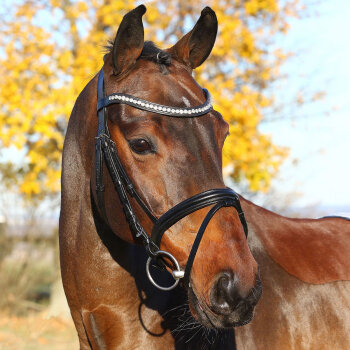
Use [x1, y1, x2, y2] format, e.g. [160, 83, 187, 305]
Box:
[95, 69, 248, 291]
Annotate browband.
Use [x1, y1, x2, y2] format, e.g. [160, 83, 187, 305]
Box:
[97, 88, 213, 118]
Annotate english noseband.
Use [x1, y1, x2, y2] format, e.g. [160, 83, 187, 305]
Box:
[95, 69, 248, 291]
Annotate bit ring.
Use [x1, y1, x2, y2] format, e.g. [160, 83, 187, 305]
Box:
[146, 250, 184, 291]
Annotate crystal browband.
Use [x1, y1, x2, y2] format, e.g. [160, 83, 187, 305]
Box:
[97, 88, 212, 118]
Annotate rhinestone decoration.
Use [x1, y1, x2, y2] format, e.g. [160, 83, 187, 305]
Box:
[104, 88, 212, 118]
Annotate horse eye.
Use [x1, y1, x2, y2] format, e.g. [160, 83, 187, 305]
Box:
[129, 138, 153, 154]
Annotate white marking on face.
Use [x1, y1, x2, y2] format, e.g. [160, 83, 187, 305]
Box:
[182, 97, 191, 107]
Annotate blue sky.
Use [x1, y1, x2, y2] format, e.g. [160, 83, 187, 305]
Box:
[259, 0, 350, 208]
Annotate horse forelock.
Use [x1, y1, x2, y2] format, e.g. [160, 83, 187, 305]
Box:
[105, 40, 171, 74]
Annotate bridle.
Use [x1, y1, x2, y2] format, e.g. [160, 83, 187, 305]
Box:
[95, 68, 248, 291]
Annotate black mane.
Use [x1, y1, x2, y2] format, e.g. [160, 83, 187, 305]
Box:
[107, 40, 171, 74]
[140, 41, 171, 66]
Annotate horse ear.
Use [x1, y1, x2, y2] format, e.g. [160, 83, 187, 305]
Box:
[168, 7, 218, 69]
[112, 5, 146, 76]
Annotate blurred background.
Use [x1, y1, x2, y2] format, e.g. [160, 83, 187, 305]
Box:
[0, 0, 349, 348]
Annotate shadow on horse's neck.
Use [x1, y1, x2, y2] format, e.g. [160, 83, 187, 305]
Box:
[90, 192, 236, 349]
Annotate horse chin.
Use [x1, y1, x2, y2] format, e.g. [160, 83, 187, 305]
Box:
[188, 285, 255, 329]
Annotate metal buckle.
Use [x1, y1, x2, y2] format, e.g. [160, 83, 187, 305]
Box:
[146, 250, 184, 291]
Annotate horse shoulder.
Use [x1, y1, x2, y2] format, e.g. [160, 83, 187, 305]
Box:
[241, 198, 350, 284]
[235, 227, 350, 350]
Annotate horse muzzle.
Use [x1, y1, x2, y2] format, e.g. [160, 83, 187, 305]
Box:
[188, 273, 262, 328]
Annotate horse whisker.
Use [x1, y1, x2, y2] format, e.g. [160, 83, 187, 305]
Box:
[185, 325, 203, 343]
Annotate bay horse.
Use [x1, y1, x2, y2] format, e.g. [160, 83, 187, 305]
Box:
[59, 5, 350, 349]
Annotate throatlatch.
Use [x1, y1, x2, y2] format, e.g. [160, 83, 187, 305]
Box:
[95, 69, 248, 291]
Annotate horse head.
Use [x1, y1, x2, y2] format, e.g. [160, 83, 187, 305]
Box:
[91, 5, 261, 329]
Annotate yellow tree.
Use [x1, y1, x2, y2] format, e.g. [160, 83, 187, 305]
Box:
[0, 0, 304, 199]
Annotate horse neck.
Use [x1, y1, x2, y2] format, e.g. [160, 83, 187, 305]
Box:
[62, 77, 98, 194]
[60, 75, 99, 249]
[239, 196, 314, 240]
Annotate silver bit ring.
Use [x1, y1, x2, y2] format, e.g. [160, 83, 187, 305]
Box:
[146, 250, 184, 291]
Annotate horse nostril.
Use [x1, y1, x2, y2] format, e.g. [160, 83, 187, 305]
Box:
[210, 272, 242, 315]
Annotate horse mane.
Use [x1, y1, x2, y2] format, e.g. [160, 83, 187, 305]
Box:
[106, 40, 171, 74]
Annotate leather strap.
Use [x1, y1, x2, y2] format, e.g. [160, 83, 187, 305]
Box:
[151, 188, 247, 247]
[95, 70, 157, 247]
[184, 202, 229, 285]
[95, 70, 109, 222]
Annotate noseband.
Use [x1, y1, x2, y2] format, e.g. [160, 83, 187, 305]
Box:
[95, 69, 248, 291]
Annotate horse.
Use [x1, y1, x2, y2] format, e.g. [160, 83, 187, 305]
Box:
[60, 5, 260, 349]
[59, 5, 350, 349]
